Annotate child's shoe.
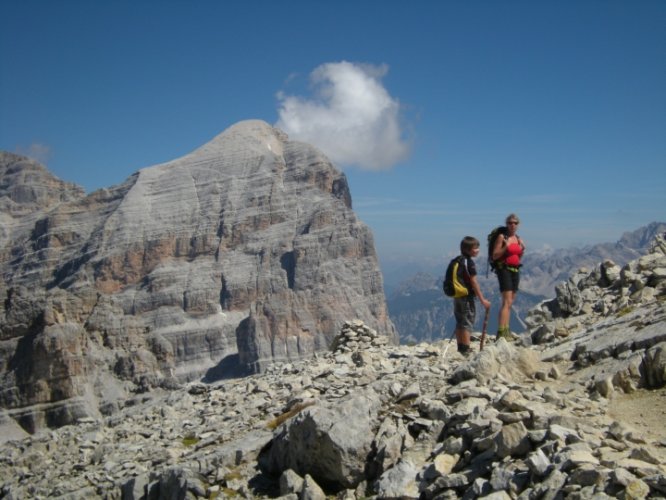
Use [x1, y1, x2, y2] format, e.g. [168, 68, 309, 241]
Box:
[457, 343, 471, 355]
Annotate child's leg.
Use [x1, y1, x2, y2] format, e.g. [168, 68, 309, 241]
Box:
[455, 296, 474, 353]
[456, 328, 471, 354]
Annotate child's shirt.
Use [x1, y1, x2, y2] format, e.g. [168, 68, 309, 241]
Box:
[458, 255, 477, 295]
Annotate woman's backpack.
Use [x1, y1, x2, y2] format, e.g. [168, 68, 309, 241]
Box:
[486, 226, 508, 275]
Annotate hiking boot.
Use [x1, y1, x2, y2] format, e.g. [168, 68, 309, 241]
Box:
[495, 328, 515, 342]
[457, 343, 471, 355]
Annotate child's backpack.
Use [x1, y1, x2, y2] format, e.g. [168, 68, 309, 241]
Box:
[486, 226, 508, 275]
[443, 256, 470, 298]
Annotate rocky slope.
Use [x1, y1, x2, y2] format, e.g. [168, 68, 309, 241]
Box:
[0, 120, 396, 433]
[390, 222, 666, 344]
[1, 236, 664, 499]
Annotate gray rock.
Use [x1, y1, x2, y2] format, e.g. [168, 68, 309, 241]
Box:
[300, 474, 326, 500]
[0, 411, 30, 445]
[643, 474, 666, 494]
[489, 463, 516, 491]
[641, 341, 666, 388]
[258, 387, 382, 489]
[624, 478, 651, 499]
[526, 448, 552, 477]
[534, 469, 567, 500]
[0, 121, 396, 431]
[479, 492, 512, 500]
[280, 469, 305, 495]
[374, 459, 419, 499]
[370, 416, 406, 475]
[156, 467, 207, 499]
[611, 467, 638, 487]
[120, 474, 150, 500]
[495, 422, 531, 458]
[568, 463, 610, 488]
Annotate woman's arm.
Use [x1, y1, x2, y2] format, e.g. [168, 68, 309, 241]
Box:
[492, 234, 506, 261]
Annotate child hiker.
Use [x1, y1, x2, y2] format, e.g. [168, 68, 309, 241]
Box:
[453, 236, 491, 354]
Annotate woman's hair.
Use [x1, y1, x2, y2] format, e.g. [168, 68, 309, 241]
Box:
[505, 213, 520, 224]
[460, 236, 480, 256]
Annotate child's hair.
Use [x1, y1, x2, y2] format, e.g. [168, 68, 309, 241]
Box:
[460, 236, 480, 256]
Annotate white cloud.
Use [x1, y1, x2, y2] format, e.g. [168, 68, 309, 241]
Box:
[276, 61, 411, 170]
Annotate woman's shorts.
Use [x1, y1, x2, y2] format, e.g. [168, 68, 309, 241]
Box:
[497, 267, 520, 293]
[454, 296, 476, 331]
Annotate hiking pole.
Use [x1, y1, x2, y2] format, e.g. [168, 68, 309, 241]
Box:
[511, 305, 527, 330]
[442, 328, 456, 358]
[480, 308, 490, 351]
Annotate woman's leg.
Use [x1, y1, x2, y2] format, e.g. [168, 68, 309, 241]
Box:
[499, 290, 515, 328]
[496, 268, 512, 338]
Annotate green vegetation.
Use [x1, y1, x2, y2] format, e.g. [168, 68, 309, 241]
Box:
[220, 487, 240, 497]
[182, 436, 200, 447]
[224, 470, 243, 482]
[616, 306, 634, 317]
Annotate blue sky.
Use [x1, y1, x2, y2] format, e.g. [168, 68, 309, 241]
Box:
[1, 0, 665, 271]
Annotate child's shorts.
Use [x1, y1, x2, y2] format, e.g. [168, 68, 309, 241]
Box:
[454, 295, 476, 331]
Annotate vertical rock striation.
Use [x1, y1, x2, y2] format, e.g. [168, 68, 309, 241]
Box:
[0, 120, 396, 431]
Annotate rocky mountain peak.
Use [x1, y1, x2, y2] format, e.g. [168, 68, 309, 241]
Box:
[0, 120, 396, 432]
[0, 152, 85, 212]
[189, 119, 289, 160]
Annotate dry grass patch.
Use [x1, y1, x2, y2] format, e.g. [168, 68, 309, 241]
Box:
[266, 401, 317, 430]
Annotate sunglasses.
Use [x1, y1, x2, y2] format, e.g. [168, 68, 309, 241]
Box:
[507, 221, 519, 225]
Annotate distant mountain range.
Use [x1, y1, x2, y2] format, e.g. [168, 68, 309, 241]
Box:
[387, 222, 666, 344]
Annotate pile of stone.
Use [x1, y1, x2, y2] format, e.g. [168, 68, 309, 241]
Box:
[329, 319, 391, 353]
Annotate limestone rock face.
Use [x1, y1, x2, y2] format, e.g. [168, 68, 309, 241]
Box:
[0, 152, 85, 253]
[0, 152, 85, 213]
[0, 120, 397, 432]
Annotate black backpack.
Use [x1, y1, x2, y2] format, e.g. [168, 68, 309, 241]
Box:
[487, 226, 508, 275]
[443, 256, 470, 298]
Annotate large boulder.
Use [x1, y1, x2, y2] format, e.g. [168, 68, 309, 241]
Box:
[258, 387, 383, 490]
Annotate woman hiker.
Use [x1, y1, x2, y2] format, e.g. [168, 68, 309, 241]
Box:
[492, 213, 525, 341]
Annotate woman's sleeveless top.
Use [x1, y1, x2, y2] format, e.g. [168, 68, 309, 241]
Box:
[504, 240, 523, 267]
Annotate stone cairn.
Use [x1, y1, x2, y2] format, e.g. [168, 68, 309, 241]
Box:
[329, 319, 390, 353]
